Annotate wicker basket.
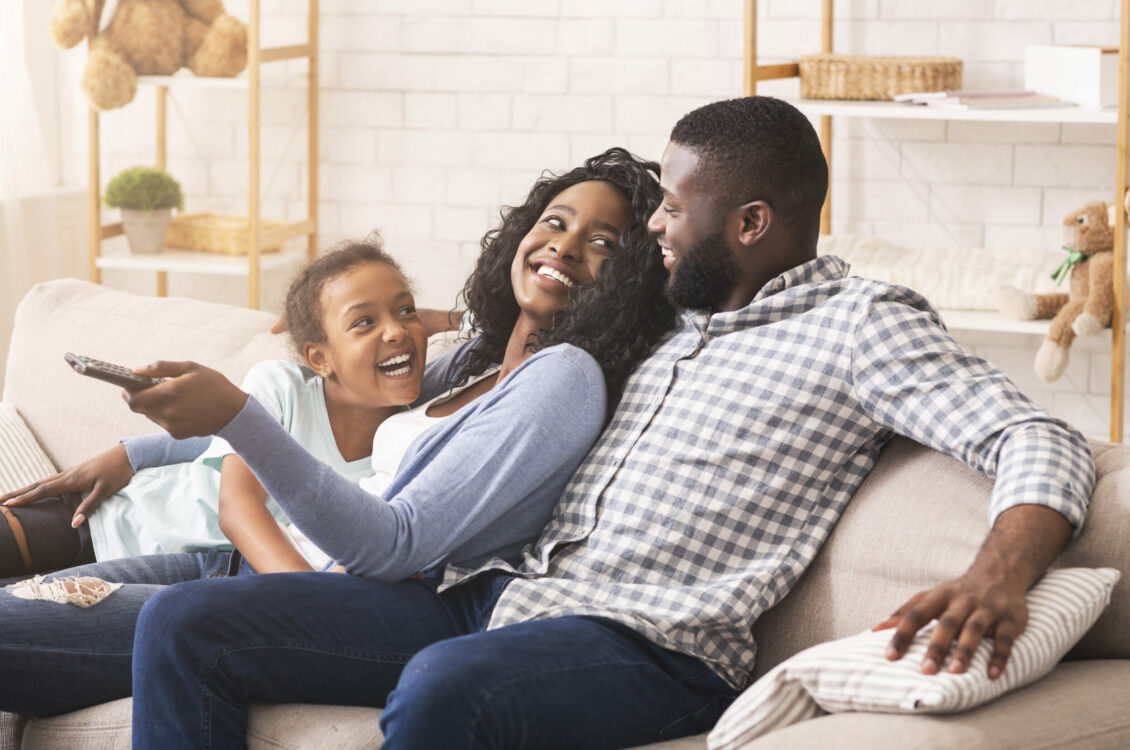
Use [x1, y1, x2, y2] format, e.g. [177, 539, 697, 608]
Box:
[166, 213, 285, 255]
[799, 54, 962, 100]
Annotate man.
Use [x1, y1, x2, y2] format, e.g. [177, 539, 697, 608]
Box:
[126, 96, 1092, 748]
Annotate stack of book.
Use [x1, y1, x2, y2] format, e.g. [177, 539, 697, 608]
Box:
[893, 90, 1074, 109]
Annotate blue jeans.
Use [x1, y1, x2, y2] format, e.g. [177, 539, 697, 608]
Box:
[132, 571, 737, 749]
[0, 550, 246, 715]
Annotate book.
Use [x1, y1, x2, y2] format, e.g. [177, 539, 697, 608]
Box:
[893, 89, 1041, 103]
[926, 94, 1073, 109]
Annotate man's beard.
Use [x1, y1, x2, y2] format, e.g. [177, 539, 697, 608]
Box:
[664, 231, 737, 310]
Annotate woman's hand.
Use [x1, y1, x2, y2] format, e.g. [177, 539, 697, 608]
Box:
[0, 443, 133, 527]
[124, 361, 249, 439]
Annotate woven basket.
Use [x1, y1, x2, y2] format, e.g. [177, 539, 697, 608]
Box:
[799, 54, 962, 100]
[166, 213, 285, 255]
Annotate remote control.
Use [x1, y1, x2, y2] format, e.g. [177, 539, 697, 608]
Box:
[64, 353, 165, 390]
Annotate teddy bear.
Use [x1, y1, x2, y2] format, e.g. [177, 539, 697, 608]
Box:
[50, 0, 247, 112]
[998, 201, 1117, 383]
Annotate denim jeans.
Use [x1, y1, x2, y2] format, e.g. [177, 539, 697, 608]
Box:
[0, 550, 245, 715]
[132, 570, 737, 750]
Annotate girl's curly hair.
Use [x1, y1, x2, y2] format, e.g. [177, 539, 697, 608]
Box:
[456, 147, 676, 407]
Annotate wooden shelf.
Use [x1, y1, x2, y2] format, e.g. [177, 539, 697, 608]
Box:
[787, 97, 1118, 124]
[135, 70, 306, 90]
[88, 0, 320, 310]
[938, 310, 1050, 335]
[95, 247, 305, 276]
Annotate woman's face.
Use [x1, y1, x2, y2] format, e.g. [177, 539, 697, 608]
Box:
[307, 261, 428, 410]
[509, 180, 631, 326]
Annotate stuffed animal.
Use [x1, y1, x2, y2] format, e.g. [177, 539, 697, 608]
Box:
[998, 201, 1117, 383]
[50, 0, 247, 112]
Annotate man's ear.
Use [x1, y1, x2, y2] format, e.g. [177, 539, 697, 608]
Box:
[736, 200, 772, 247]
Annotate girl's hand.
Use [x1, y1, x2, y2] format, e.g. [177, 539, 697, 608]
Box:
[0, 443, 133, 528]
[124, 361, 248, 439]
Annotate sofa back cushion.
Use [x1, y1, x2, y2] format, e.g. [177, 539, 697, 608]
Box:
[750, 436, 1130, 680]
[2, 279, 288, 471]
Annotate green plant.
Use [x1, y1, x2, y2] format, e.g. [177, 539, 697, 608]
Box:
[103, 166, 184, 212]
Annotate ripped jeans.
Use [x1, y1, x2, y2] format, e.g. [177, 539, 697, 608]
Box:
[0, 550, 248, 715]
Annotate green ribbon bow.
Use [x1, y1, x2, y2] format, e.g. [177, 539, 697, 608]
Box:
[1051, 247, 1086, 286]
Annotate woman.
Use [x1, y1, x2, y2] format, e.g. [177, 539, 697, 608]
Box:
[0, 147, 675, 717]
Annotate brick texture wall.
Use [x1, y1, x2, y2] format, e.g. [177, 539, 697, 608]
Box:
[57, 0, 1126, 437]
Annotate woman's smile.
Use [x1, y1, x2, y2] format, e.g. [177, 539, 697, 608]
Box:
[530, 257, 578, 291]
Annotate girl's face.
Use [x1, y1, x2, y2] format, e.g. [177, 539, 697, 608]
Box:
[510, 180, 631, 326]
[306, 262, 427, 409]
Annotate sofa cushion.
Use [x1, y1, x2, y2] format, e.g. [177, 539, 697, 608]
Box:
[709, 568, 1119, 749]
[2, 279, 287, 471]
[18, 699, 708, 750]
[0, 404, 56, 494]
[730, 660, 1130, 750]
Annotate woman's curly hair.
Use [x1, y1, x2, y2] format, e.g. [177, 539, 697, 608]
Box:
[456, 147, 676, 408]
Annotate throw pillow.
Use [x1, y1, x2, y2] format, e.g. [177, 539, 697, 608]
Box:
[708, 567, 1121, 750]
[0, 403, 57, 495]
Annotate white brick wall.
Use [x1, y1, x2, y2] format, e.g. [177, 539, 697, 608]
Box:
[56, 0, 1126, 438]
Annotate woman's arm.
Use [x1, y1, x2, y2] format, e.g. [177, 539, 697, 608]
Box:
[215, 345, 606, 581]
[217, 454, 314, 574]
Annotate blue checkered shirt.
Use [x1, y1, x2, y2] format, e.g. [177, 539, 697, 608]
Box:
[445, 255, 1094, 689]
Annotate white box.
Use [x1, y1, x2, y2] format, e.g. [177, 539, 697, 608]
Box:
[1024, 45, 1119, 109]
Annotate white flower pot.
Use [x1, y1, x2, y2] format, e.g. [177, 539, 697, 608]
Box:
[121, 208, 172, 254]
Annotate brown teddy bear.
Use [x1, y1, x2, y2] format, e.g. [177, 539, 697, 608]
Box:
[50, 0, 247, 112]
[998, 201, 1117, 383]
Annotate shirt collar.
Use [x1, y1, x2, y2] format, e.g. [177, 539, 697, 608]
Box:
[678, 255, 850, 332]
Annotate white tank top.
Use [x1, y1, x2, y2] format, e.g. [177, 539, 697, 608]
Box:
[284, 368, 499, 568]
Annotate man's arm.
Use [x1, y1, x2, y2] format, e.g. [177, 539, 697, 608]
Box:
[417, 308, 462, 336]
[851, 291, 1094, 678]
[875, 504, 1072, 678]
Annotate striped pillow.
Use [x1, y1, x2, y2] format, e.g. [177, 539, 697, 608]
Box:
[708, 567, 1120, 750]
[0, 403, 57, 494]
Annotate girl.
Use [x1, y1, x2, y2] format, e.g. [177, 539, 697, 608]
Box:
[0, 239, 427, 578]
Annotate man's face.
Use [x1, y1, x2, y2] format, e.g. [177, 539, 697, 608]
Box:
[647, 143, 738, 311]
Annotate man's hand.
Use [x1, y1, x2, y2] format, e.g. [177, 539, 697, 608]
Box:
[124, 361, 248, 439]
[1, 443, 134, 528]
[873, 504, 1073, 679]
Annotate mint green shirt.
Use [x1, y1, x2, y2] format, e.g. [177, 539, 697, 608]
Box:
[88, 360, 372, 562]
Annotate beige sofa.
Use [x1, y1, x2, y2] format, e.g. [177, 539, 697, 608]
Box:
[1, 278, 1128, 750]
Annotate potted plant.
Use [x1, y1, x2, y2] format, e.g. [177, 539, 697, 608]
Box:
[103, 166, 184, 254]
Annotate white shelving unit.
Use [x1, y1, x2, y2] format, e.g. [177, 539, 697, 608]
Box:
[743, 0, 1130, 441]
[786, 98, 1117, 125]
[87, 0, 319, 310]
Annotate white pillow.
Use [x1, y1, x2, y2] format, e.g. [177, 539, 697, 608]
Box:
[708, 567, 1121, 750]
[0, 403, 57, 495]
[818, 233, 1064, 311]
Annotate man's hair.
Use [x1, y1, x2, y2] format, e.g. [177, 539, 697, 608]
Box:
[284, 233, 411, 356]
[670, 96, 828, 245]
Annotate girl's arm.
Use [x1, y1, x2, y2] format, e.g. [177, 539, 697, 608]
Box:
[1, 433, 210, 526]
[122, 433, 211, 470]
[217, 454, 314, 574]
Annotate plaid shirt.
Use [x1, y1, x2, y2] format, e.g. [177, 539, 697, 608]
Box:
[445, 255, 1094, 689]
